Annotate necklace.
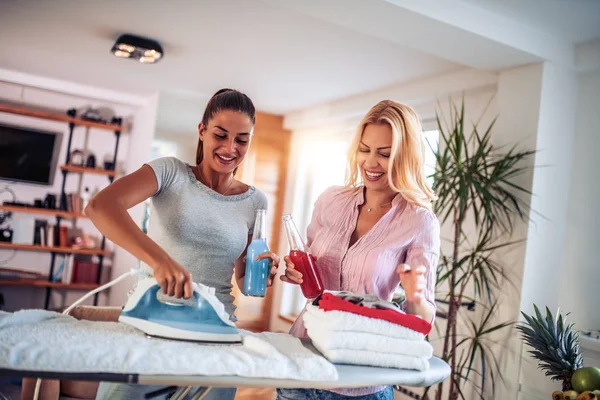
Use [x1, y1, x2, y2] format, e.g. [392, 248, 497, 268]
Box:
[197, 167, 234, 196]
[365, 201, 393, 213]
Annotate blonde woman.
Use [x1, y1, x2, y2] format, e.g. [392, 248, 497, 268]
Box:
[278, 100, 440, 400]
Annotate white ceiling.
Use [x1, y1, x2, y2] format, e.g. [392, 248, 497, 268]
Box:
[460, 0, 600, 45]
[0, 0, 460, 116]
[1, 0, 598, 136]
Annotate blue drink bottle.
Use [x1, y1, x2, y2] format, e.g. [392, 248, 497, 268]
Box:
[243, 209, 270, 297]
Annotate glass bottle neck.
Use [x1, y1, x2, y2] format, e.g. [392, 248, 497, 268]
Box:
[283, 215, 305, 251]
[253, 210, 267, 239]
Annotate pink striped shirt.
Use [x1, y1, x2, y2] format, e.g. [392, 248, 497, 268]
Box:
[289, 186, 440, 396]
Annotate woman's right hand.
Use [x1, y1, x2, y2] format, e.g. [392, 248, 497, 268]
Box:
[279, 256, 303, 285]
[152, 257, 193, 299]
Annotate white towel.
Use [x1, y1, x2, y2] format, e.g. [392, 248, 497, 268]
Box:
[0, 310, 338, 381]
[304, 303, 425, 341]
[311, 341, 430, 371]
[303, 304, 431, 371]
[303, 313, 433, 358]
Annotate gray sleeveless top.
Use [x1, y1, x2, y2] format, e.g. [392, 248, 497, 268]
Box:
[144, 157, 267, 320]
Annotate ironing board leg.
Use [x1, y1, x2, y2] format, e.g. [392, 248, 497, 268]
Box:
[189, 387, 211, 400]
[169, 386, 192, 400]
[167, 386, 211, 400]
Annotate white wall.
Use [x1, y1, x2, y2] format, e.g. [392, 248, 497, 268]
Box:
[560, 69, 600, 338]
[492, 63, 547, 400]
[0, 73, 158, 310]
[152, 131, 197, 165]
[284, 68, 498, 131]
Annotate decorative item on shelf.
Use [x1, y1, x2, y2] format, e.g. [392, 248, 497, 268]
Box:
[103, 153, 115, 171]
[0, 228, 12, 243]
[67, 227, 84, 247]
[68, 227, 98, 250]
[79, 106, 115, 124]
[0, 203, 12, 243]
[81, 187, 91, 210]
[33, 199, 43, 208]
[85, 153, 96, 168]
[69, 149, 85, 166]
[43, 193, 57, 210]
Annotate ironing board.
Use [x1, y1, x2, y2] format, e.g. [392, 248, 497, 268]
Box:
[0, 340, 450, 389]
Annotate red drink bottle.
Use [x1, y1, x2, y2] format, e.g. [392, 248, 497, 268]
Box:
[282, 214, 324, 298]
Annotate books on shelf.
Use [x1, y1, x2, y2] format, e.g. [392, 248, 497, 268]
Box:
[34, 220, 48, 246]
[64, 192, 83, 214]
[72, 258, 99, 284]
[52, 257, 66, 282]
[56, 255, 99, 284]
[62, 256, 74, 284]
[32, 221, 67, 247]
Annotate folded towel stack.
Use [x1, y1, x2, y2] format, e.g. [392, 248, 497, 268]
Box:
[303, 292, 434, 371]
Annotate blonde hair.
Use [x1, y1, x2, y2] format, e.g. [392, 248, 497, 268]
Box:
[346, 100, 436, 210]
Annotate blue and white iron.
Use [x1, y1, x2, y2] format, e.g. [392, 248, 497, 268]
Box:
[119, 277, 242, 343]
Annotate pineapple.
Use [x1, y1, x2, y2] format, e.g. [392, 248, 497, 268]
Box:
[517, 305, 583, 391]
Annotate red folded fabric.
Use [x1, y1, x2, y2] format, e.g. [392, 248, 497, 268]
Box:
[317, 292, 432, 335]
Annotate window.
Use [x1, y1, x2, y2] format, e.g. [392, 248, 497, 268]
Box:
[280, 135, 349, 317]
[423, 129, 440, 186]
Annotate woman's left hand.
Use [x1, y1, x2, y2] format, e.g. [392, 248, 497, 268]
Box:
[397, 264, 427, 304]
[256, 252, 281, 286]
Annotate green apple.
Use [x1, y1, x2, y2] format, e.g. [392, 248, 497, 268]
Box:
[572, 367, 600, 393]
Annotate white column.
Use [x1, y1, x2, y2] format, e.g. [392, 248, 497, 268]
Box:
[559, 67, 600, 333]
[492, 62, 578, 399]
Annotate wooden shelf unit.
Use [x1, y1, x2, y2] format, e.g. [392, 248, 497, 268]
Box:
[0, 103, 122, 132]
[0, 279, 98, 290]
[60, 165, 116, 177]
[0, 101, 123, 308]
[0, 242, 108, 256]
[0, 204, 86, 219]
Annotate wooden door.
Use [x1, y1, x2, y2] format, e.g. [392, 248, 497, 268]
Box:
[233, 112, 291, 331]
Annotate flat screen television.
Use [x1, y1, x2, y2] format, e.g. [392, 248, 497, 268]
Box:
[0, 122, 63, 185]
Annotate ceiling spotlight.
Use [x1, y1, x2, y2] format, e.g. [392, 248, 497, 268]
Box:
[111, 34, 163, 64]
[113, 50, 131, 58]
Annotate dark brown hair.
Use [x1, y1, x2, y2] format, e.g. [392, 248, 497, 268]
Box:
[196, 88, 256, 165]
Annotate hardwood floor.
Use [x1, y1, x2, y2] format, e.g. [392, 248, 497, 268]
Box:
[235, 386, 276, 399]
